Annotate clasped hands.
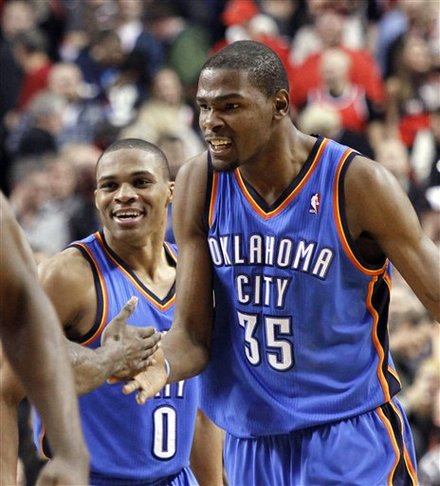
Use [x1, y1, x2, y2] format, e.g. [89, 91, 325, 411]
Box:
[100, 296, 168, 404]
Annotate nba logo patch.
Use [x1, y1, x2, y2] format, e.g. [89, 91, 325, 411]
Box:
[309, 193, 320, 214]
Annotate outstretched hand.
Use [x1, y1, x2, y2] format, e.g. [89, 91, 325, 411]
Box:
[101, 297, 161, 379]
[122, 348, 168, 405]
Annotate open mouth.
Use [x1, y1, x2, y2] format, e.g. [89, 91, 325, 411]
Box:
[112, 209, 145, 225]
[208, 139, 232, 154]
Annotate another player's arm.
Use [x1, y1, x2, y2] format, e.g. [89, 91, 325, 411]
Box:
[162, 154, 215, 382]
[345, 155, 440, 320]
[0, 349, 25, 485]
[190, 409, 225, 486]
[39, 251, 160, 395]
[0, 192, 89, 482]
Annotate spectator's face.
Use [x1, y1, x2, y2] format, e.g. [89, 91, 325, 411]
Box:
[1, 0, 34, 41]
[49, 65, 82, 101]
[402, 36, 432, 74]
[95, 148, 172, 245]
[152, 69, 183, 105]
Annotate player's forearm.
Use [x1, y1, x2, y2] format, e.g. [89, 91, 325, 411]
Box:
[162, 327, 210, 383]
[0, 397, 19, 485]
[4, 285, 87, 460]
[67, 340, 123, 395]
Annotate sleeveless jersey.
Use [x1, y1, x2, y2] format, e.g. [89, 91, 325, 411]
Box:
[200, 136, 401, 438]
[33, 231, 199, 483]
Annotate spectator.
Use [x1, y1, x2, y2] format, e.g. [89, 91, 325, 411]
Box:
[11, 29, 53, 111]
[297, 103, 375, 158]
[289, 8, 385, 112]
[12, 90, 65, 160]
[48, 62, 108, 145]
[121, 67, 204, 158]
[375, 136, 429, 215]
[385, 34, 439, 149]
[303, 47, 385, 148]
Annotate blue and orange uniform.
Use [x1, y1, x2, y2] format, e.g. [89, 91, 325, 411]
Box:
[201, 136, 417, 485]
[33, 232, 199, 486]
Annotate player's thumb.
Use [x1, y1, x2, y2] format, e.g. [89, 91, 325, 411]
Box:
[115, 296, 138, 328]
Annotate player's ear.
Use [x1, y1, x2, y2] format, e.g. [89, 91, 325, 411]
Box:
[273, 89, 290, 119]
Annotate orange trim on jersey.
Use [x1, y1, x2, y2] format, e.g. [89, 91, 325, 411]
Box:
[333, 150, 388, 276]
[75, 238, 109, 346]
[388, 366, 401, 386]
[38, 426, 49, 460]
[367, 277, 391, 402]
[376, 406, 401, 486]
[164, 241, 177, 263]
[389, 401, 418, 485]
[234, 138, 330, 219]
[208, 171, 219, 228]
[96, 233, 175, 311]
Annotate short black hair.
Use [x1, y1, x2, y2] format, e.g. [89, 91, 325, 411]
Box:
[201, 40, 289, 97]
[96, 138, 170, 180]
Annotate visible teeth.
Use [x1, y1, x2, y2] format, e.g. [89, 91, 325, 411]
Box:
[114, 211, 141, 218]
[211, 140, 230, 147]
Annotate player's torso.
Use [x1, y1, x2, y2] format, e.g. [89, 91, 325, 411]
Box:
[35, 232, 199, 482]
[202, 137, 399, 436]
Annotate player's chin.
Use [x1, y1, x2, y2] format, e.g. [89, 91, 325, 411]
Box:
[210, 156, 239, 172]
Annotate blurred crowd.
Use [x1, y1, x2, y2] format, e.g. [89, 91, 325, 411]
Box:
[0, 0, 439, 484]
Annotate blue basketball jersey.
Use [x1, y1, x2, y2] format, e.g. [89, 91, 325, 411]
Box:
[33, 232, 199, 483]
[200, 136, 401, 438]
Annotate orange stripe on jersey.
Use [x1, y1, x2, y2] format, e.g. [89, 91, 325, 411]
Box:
[367, 277, 391, 402]
[234, 138, 330, 219]
[75, 237, 109, 346]
[164, 241, 177, 264]
[333, 150, 388, 275]
[96, 233, 175, 311]
[389, 401, 418, 485]
[208, 171, 219, 228]
[388, 366, 401, 386]
[38, 426, 49, 460]
[376, 406, 401, 486]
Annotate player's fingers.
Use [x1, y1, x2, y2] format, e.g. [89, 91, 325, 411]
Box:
[133, 326, 157, 338]
[122, 379, 141, 395]
[114, 296, 139, 328]
[136, 389, 150, 405]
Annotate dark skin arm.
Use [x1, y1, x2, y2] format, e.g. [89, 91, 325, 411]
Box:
[0, 192, 89, 485]
[38, 249, 161, 395]
[122, 154, 214, 402]
[190, 409, 225, 486]
[0, 349, 24, 484]
[345, 155, 439, 320]
[124, 145, 439, 403]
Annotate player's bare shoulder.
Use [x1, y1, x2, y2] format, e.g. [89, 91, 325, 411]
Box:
[176, 151, 209, 189]
[38, 246, 93, 291]
[173, 151, 209, 231]
[38, 246, 96, 331]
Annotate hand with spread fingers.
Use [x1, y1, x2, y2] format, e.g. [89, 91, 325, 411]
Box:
[101, 297, 162, 380]
[122, 348, 168, 405]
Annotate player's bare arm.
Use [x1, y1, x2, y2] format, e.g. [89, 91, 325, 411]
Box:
[0, 192, 89, 484]
[190, 409, 225, 486]
[0, 348, 24, 485]
[163, 153, 215, 380]
[345, 155, 440, 320]
[39, 249, 161, 395]
[123, 154, 215, 403]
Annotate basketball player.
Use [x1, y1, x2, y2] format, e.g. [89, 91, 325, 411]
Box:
[0, 191, 89, 485]
[124, 41, 440, 485]
[33, 139, 223, 485]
